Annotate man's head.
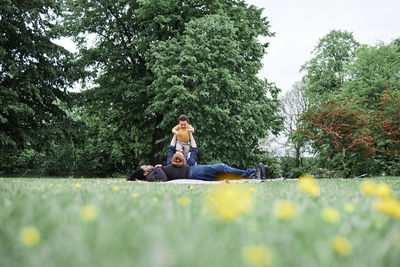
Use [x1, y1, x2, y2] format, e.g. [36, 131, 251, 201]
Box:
[178, 114, 189, 129]
[172, 152, 186, 167]
[130, 165, 153, 180]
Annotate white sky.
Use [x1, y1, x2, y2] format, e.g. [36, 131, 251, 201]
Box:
[246, 0, 400, 95]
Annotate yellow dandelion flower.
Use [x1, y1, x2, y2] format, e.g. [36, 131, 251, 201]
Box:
[374, 198, 400, 219]
[206, 184, 253, 222]
[75, 183, 81, 189]
[344, 203, 355, 213]
[375, 183, 392, 199]
[131, 193, 138, 198]
[360, 180, 376, 196]
[20, 227, 40, 247]
[322, 208, 340, 223]
[112, 186, 119, 192]
[153, 197, 158, 202]
[188, 185, 194, 190]
[274, 201, 297, 220]
[298, 175, 320, 196]
[57, 184, 62, 188]
[361, 181, 393, 199]
[250, 188, 256, 192]
[179, 197, 190, 207]
[332, 237, 351, 255]
[49, 183, 54, 188]
[242, 245, 272, 266]
[80, 205, 98, 222]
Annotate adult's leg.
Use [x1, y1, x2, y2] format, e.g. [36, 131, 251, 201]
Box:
[189, 164, 255, 181]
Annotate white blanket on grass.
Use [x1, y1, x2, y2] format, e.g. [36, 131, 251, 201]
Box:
[134, 178, 285, 184]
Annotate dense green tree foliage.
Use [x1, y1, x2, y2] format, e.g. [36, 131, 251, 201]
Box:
[147, 13, 282, 167]
[0, 0, 79, 173]
[61, 0, 282, 171]
[301, 30, 360, 99]
[341, 43, 400, 108]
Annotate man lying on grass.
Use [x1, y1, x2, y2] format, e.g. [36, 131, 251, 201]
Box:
[128, 132, 267, 182]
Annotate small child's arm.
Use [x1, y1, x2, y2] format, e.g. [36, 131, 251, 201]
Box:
[187, 124, 194, 133]
[172, 125, 179, 134]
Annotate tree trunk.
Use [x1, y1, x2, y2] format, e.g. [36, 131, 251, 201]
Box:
[150, 114, 164, 165]
[342, 148, 350, 178]
[295, 144, 301, 168]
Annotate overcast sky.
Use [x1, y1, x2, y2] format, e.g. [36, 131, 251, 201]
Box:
[245, 0, 400, 96]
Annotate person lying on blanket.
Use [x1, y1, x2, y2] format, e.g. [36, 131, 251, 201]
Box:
[128, 132, 267, 182]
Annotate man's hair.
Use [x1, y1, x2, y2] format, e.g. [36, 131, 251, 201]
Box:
[178, 114, 189, 122]
[128, 166, 145, 180]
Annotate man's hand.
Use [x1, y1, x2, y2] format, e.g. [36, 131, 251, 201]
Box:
[186, 128, 193, 133]
[155, 164, 162, 168]
[175, 131, 180, 137]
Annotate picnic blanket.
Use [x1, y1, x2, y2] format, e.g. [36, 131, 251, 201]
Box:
[133, 178, 285, 184]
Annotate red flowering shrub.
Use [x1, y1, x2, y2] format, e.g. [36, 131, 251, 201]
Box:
[373, 90, 400, 174]
[298, 97, 376, 177]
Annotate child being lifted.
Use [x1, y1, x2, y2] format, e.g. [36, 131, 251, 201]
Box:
[172, 114, 194, 158]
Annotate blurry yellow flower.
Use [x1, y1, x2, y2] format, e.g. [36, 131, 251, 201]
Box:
[80, 205, 98, 222]
[298, 174, 320, 196]
[20, 227, 40, 247]
[332, 237, 351, 255]
[344, 203, 355, 213]
[375, 183, 392, 199]
[131, 193, 138, 198]
[242, 245, 272, 266]
[49, 183, 54, 188]
[75, 183, 81, 189]
[250, 188, 256, 192]
[153, 197, 158, 202]
[360, 180, 376, 196]
[57, 184, 62, 188]
[188, 185, 194, 190]
[112, 186, 119, 192]
[374, 198, 400, 219]
[322, 208, 340, 223]
[206, 184, 253, 222]
[361, 181, 392, 199]
[179, 197, 190, 206]
[274, 201, 297, 220]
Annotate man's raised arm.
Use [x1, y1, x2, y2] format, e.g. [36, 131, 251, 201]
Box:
[186, 132, 198, 166]
[189, 132, 197, 148]
[166, 133, 178, 165]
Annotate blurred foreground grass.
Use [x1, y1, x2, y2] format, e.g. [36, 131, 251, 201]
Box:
[1, 177, 400, 267]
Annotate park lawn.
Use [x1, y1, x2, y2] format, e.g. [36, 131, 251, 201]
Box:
[0, 177, 399, 267]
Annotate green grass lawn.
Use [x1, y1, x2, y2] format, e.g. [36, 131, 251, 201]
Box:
[1, 177, 400, 267]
